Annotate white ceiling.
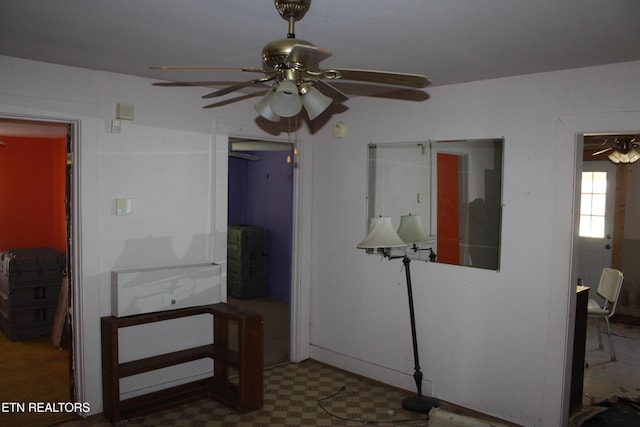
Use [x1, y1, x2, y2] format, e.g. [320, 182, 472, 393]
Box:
[1, 0, 640, 138]
[2, 0, 639, 86]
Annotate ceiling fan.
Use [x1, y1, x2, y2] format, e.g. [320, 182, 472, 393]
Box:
[151, 0, 431, 121]
[591, 136, 640, 164]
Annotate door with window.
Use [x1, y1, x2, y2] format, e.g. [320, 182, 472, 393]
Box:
[578, 161, 616, 291]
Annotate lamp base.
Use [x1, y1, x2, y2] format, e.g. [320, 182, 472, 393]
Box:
[401, 395, 439, 413]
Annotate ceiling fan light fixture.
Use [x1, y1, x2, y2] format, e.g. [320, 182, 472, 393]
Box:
[608, 149, 640, 164]
[254, 88, 281, 122]
[152, 0, 431, 115]
[270, 80, 302, 117]
[300, 84, 333, 120]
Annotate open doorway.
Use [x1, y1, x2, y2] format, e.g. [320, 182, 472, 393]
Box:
[580, 133, 639, 293]
[0, 116, 76, 426]
[227, 137, 295, 367]
[574, 132, 640, 407]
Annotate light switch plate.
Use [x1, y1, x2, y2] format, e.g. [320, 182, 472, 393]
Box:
[111, 119, 121, 134]
[115, 198, 132, 216]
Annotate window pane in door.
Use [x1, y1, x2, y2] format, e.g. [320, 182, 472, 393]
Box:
[579, 171, 608, 238]
[591, 216, 605, 238]
[582, 173, 593, 193]
[579, 215, 592, 237]
[581, 194, 593, 215]
[592, 172, 607, 193]
[591, 194, 606, 216]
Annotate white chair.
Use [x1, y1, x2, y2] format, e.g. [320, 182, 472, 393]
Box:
[587, 268, 624, 361]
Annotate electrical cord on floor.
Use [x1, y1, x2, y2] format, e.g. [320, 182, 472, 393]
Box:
[316, 386, 429, 425]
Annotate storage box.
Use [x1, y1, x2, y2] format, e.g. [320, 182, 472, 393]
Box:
[227, 225, 269, 299]
[0, 248, 64, 341]
[111, 263, 221, 317]
[227, 272, 267, 299]
[0, 281, 61, 308]
[228, 225, 268, 247]
[0, 302, 57, 327]
[0, 313, 53, 340]
[227, 245, 268, 263]
[0, 247, 65, 284]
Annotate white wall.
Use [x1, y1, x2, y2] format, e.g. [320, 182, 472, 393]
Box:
[2, 53, 640, 426]
[0, 55, 300, 414]
[307, 61, 640, 426]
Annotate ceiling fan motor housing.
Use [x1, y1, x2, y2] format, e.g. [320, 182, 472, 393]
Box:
[262, 38, 319, 72]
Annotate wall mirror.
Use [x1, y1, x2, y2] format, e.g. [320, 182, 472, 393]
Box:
[366, 138, 503, 270]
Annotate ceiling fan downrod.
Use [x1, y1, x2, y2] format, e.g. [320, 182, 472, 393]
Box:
[274, 0, 311, 38]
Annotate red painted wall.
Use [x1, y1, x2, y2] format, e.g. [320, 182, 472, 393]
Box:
[0, 136, 66, 253]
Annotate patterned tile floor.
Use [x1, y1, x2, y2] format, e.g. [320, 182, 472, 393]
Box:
[52, 319, 640, 427]
[55, 360, 437, 426]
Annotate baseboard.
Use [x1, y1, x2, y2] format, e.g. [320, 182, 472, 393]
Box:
[308, 344, 433, 397]
[308, 347, 521, 427]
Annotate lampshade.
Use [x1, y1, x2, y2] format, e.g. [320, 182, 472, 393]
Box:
[608, 149, 640, 164]
[269, 80, 302, 117]
[300, 85, 332, 120]
[397, 214, 431, 243]
[357, 217, 407, 249]
[253, 89, 281, 122]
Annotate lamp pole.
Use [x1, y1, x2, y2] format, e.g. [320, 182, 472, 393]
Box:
[356, 215, 438, 413]
[399, 255, 439, 413]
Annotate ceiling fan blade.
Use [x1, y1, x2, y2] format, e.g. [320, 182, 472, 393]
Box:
[323, 68, 431, 88]
[592, 147, 614, 156]
[285, 44, 332, 69]
[202, 75, 277, 99]
[202, 92, 264, 109]
[150, 65, 265, 73]
[313, 79, 349, 103]
[153, 81, 232, 87]
[329, 81, 430, 102]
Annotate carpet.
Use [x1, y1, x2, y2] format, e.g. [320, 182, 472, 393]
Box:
[0, 332, 72, 427]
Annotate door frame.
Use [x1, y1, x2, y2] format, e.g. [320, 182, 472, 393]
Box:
[0, 113, 80, 400]
[216, 122, 311, 363]
[555, 110, 640, 425]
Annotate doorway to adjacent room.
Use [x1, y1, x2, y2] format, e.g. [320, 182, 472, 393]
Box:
[0, 115, 78, 426]
[227, 137, 295, 367]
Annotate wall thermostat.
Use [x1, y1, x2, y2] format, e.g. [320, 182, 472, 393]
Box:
[116, 103, 134, 120]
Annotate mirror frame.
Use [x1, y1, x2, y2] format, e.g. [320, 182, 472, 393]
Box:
[366, 138, 504, 270]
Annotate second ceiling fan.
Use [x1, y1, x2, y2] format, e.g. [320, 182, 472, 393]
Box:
[151, 0, 431, 121]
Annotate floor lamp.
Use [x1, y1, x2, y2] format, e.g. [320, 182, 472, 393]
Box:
[357, 216, 439, 413]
